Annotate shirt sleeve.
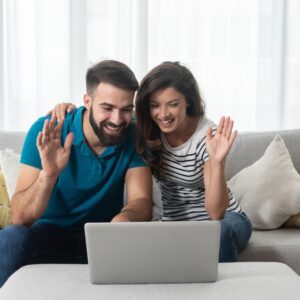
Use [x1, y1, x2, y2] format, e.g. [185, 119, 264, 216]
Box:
[20, 116, 49, 170]
[128, 151, 148, 169]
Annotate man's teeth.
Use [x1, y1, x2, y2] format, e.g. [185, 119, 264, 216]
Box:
[106, 125, 120, 131]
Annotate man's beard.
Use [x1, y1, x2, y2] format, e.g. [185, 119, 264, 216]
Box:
[89, 107, 128, 146]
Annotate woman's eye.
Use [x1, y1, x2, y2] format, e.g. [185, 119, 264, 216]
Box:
[169, 103, 179, 107]
[150, 104, 159, 108]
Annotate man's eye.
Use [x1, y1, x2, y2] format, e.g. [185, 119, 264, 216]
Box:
[122, 108, 133, 113]
[103, 107, 113, 112]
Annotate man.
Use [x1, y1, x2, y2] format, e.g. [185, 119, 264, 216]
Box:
[0, 60, 152, 287]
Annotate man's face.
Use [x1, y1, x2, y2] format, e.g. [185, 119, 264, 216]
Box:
[87, 82, 135, 146]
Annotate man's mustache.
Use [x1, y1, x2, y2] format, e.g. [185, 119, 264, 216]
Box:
[101, 121, 127, 130]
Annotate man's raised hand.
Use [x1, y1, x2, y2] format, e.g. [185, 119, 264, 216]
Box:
[36, 118, 73, 178]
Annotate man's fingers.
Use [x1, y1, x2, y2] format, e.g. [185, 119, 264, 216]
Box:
[42, 120, 50, 144]
[49, 118, 57, 139]
[54, 119, 64, 139]
[64, 132, 74, 153]
[36, 131, 43, 148]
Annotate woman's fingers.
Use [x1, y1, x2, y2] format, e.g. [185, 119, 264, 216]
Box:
[217, 116, 236, 141]
[67, 104, 76, 113]
[229, 130, 238, 147]
[217, 116, 225, 134]
[206, 127, 213, 142]
[225, 119, 234, 139]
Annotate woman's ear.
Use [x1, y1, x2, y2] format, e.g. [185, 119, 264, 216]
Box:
[83, 94, 92, 109]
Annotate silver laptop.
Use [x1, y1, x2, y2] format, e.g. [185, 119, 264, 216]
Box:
[84, 221, 220, 284]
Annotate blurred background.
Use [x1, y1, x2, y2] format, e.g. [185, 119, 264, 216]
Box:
[0, 0, 299, 131]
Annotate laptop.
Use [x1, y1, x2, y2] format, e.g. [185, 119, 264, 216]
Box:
[84, 221, 220, 284]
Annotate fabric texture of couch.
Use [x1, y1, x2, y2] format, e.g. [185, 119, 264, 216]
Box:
[1, 262, 300, 299]
[0, 128, 300, 277]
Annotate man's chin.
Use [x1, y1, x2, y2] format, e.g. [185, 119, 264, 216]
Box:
[99, 132, 125, 146]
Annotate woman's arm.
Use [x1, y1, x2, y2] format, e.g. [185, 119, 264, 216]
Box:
[203, 116, 237, 219]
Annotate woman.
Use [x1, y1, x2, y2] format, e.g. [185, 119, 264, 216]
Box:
[52, 61, 252, 262]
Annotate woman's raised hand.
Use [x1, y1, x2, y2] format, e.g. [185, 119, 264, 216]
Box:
[205, 116, 237, 164]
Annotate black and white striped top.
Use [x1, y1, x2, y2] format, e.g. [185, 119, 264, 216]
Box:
[158, 116, 242, 221]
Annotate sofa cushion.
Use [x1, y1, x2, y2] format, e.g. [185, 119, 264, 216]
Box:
[225, 129, 300, 180]
[0, 171, 11, 228]
[239, 228, 300, 275]
[0, 149, 21, 199]
[228, 135, 300, 230]
[283, 213, 300, 228]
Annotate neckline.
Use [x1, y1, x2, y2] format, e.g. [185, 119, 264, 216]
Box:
[161, 116, 206, 151]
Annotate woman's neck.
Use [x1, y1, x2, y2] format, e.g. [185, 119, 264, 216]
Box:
[164, 116, 200, 148]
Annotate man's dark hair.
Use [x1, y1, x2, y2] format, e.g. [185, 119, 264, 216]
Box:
[86, 60, 139, 95]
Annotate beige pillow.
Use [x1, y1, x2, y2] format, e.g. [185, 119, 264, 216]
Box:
[0, 171, 12, 228]
[228, 135, 300, 230]
[283, 213, 300, 228]
[0, 149, 21, 199]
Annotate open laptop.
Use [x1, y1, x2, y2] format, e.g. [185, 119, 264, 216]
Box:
[84, 221, 220, 284]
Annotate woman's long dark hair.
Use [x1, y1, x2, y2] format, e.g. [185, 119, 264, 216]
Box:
[135, 61, 205, 178]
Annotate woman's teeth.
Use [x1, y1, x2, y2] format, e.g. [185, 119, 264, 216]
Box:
[160, 119, 173, 126]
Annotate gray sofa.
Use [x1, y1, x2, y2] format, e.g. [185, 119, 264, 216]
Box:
[0, 128, 300, 277]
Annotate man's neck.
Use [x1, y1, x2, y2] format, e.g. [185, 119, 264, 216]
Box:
[82, 110, 106, 156]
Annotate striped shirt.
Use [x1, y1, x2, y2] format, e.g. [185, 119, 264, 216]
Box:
[158, 116, 242, 221]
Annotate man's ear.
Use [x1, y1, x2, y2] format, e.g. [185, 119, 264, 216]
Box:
[83, 94, 92, 109]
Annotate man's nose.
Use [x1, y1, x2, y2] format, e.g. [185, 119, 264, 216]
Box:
[110, 110, 123, 125]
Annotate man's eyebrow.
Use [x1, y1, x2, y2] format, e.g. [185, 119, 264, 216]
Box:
[100, 102, 134, 109]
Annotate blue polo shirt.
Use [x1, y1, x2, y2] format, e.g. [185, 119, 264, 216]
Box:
[20, 107, 147, 230]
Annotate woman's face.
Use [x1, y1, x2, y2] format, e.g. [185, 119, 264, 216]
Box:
[149, 87, 189, 134]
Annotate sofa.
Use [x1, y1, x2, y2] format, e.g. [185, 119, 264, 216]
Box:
[0, 128, 300, 278]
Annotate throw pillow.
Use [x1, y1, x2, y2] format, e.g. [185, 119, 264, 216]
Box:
[282, 213, 300, 228]
[0, 149, 21, 199]
[228, 135, 300, 230]
[0, 171, 12, 228]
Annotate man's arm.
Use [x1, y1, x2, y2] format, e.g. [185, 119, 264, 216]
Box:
[11, 118, 73, 226]
[11, 165, 58, 225]
[111, 166, 152, 222]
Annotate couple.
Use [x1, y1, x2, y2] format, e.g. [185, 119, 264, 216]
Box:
[0, 60, 252, 287]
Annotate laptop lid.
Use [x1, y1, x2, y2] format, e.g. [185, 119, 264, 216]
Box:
[84, 221, 220, 284]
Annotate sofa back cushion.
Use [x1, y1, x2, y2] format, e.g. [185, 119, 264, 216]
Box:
[0, 131, 26, 154]
[226, 129, 300, 180]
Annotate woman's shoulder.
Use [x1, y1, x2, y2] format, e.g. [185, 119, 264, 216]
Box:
[195, 116, 217, 137]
